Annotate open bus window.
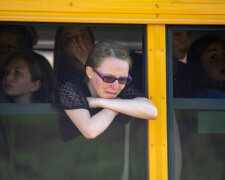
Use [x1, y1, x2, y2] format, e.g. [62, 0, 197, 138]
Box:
[172, 30, 225, 98]
[0, 24, 145, 103]
[0, 23, 147, 180]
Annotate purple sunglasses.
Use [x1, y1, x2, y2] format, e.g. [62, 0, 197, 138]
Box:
[93, 69, 132, 85]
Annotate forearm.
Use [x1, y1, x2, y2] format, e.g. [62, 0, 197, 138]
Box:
[87, 109, 118, 138]
[65, 108, 118, 139]
[90, 97, 158, 120]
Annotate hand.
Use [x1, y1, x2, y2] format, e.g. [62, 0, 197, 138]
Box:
[70, 36, 92, 65]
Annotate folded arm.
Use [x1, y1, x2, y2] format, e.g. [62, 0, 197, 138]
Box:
[87, 97, 158, 120]
[65, 108, 118, 139]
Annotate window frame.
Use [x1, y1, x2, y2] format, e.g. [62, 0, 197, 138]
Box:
[167, 25, 225, 180]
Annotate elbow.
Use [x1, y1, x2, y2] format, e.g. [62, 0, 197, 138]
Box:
[82, 127, 99, 139]
[83, 131, 98, 139]
[147, 106, 158, 120]
[84, 135, 96, 139]
[151, 108, 158, 120]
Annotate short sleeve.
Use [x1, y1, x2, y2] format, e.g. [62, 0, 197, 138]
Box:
[119, 84, 146, 99]
[59, 82, 89, 110]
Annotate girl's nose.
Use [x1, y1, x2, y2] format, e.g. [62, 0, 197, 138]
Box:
[110, 80, 120, 90]
[4, 71, 13, 81]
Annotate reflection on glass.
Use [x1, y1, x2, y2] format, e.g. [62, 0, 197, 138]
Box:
[0, 115, 146, 180]
[173, 110, 225, 180]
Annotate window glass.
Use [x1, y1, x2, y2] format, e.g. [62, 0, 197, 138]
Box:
[172, 30, 225, 98]
[173, 110, 225, 180]
[0, 114, 123, 179]
[0, 115, 147, 180]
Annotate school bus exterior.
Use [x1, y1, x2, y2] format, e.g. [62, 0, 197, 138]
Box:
[0, 1, 225, 180]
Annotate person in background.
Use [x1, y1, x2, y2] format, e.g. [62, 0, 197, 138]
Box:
[59, 40, 158, 139]
[172, 30, 192, 98]
[185, 35, 225, 98]
[170, 31, 192, 180]
[0, 25, 36, 74]
[53, 26, 95, 140]
[1, 51, 57, 103]
[53, 26, 94, 84]
[0, 25, 37, 102]
[0, 50, 57, 180]
[0, 26, 39, 180]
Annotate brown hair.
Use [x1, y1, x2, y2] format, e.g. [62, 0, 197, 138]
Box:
[0, 25, 35, 50]
[4, 51, 58, 102]
[85, 40, 132, 70]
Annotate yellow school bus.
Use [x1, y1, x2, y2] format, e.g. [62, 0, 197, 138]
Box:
[0, 1, 225, 180]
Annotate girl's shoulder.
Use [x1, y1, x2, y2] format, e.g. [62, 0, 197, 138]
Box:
[59, 81, 90, 110]
[196, 88, 225, 98]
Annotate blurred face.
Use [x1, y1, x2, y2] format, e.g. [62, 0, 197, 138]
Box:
[0, 32, 19, 72]
[61, 26, 93, 66]
[87, 57, 130, 99]
[172, 31, 192, 59]
[201, 41, 225, 82]
[2, 58, 35, 101]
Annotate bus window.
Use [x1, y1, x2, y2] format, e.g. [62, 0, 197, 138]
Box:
[168, 26, 225, 180]
[0, 23, 148, 180]
[172, 30, 225, 98]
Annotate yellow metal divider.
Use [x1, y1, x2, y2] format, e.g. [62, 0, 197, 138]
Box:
[147, 24, 168, 180]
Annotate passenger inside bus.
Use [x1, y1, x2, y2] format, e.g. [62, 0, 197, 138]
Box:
[0, 25, 36, 102]
[185, 35, 225, 98]
[172, 30, 192, 98]
[0, 25, 36, 74]
[59, 40, 158, 139]
[53, 25, 95, 140]
[1, 51, 58, 103]
[54, 26, 149, 141]
[53, 25, 94, 84]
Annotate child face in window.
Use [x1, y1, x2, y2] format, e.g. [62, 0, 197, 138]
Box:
[86, 57, 129, 99]
[201, 41, 225, 82]
[2, 58, 39, 102]
[172, 31, 192, 60]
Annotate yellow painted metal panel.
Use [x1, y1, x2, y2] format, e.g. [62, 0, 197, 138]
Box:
[1, 1, 225, 14]
[173, 0, 225, 3]
[147, 25, 167, 180]
[1, 12, 225, 25]
[0, 0, 225, 24]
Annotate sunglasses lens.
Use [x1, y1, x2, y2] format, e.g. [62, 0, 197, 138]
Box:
[103, 76, 116, 83]
[118, 78, 128, 84]
[94, 68, 132, 85]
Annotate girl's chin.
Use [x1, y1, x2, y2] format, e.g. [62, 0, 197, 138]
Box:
[103, 94, 117, 99]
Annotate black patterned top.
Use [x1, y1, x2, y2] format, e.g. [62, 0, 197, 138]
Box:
[59, 75, 145, 110]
